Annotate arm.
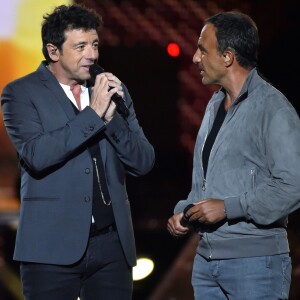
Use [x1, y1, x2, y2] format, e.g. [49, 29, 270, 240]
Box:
[103, 84, 155, 176]
[225, 107, 300, 225]
[1, 82, 106, 173]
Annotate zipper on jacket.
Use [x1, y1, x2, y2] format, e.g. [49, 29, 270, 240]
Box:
[250, 168, 256, 191]
[205, 232, 213, 259]
[201, 99, 224, 181]
[201, 131, 208, 179]
[202, 179, 206, 191]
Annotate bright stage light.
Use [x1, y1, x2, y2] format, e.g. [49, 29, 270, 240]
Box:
[166, 42, 180, 57]
[133, 257, 154, 281]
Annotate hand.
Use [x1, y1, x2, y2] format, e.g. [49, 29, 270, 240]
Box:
[187, 199, 226, 224]
[90, 72, 124, 121]
[167, 213, 190, 238]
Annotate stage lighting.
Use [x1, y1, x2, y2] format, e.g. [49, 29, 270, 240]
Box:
[133, 257, 154, 281]
[167, 43, 180, 57]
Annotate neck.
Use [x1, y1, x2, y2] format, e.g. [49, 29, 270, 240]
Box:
[223, 67, 251, 110]
[46, 63, 85, 87]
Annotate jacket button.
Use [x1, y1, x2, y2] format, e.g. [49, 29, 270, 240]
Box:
[84, 196, 91, 202]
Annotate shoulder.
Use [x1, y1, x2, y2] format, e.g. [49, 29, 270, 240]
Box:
[3, 63, 51, 94]
[4, 70, 41, 92]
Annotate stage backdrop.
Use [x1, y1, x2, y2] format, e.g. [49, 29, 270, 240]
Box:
[0, 0, 71, 208]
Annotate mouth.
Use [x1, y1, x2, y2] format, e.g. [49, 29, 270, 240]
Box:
[197, 64, 204, 75]
[81, 65, 93, 72]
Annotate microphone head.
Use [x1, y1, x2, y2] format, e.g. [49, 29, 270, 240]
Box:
[89, 64, 104, 80]
[183, 204, 194, 214]
[88, 64, 129, 120]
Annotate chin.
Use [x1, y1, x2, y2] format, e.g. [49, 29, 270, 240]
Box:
[201, 78, 208, 85]
[78, 74, 89, 82]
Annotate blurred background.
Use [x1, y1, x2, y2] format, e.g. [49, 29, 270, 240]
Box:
[1, 0, 300, 299]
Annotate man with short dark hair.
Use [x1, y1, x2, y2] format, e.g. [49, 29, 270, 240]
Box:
[168, 11, 300, 300]
[1, 4, 154, 299]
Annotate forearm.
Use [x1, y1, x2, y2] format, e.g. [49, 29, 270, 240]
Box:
[104, 112, 155, 175]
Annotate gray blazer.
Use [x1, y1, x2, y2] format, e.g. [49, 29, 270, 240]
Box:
[1, 62, 155, 267]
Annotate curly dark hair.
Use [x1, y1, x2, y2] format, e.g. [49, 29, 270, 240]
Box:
[41, 4, 103, 62]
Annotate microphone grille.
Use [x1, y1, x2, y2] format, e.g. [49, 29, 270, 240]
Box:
[89, 64, 104, 80]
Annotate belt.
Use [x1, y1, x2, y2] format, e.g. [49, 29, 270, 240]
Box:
[89, 223, 116, 237]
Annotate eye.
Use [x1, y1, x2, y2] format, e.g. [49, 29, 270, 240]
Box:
[74, 44, 85, 51]
[78, 45, 85, 50]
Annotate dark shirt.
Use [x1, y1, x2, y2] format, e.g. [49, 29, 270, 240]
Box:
[202, 98, 227, 178]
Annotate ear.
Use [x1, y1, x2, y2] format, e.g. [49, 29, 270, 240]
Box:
[223, 50, 234, 66]
[46, 43, 59, 61]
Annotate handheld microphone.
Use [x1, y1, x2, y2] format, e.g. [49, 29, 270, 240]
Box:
[180, 204, 194, 227]
[89, 64, 129, 119]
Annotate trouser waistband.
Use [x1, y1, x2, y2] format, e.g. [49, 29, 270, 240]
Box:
[90, 223, 116, 237]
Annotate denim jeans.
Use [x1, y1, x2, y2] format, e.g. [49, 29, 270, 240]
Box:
[192, 253, 291, 300]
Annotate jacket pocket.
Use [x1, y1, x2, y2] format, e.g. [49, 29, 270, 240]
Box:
[23, 196, 60, 201]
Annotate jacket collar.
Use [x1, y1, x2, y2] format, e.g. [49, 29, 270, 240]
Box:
[214, 68, 261, 106]
[36, 61, 82, 120]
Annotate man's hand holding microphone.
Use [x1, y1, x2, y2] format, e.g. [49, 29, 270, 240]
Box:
[167, 199, 227, 238]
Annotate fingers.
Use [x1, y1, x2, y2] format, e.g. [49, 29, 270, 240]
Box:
[94, 73, 122, 92]
[98, 72, 122, 91]
[91, 72, 123, 119]
[108, 85, 124, 99]
[107, 76, 123, 98]
[99, 73, 124, 101]
[187, 199, 226, 224]
[106, 73, 122, 87]
[167, 215, 189, 238]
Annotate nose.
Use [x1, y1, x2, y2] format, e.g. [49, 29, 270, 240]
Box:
[193, 49, 200, 64]
[86, 45, 98, 61]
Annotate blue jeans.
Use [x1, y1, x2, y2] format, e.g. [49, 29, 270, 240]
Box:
[192, 253, 291, 300]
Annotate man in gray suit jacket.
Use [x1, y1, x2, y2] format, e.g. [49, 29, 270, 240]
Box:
[1, 4, 154, 300]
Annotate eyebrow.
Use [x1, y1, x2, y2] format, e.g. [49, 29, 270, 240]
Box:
[74, 41, 87, 46]
[73, 39, 99, 47]
[198, 43, 205, 52]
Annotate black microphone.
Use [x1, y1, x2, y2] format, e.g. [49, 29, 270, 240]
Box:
[180, 204, 195, 227]
[89, 64, 129, 119]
